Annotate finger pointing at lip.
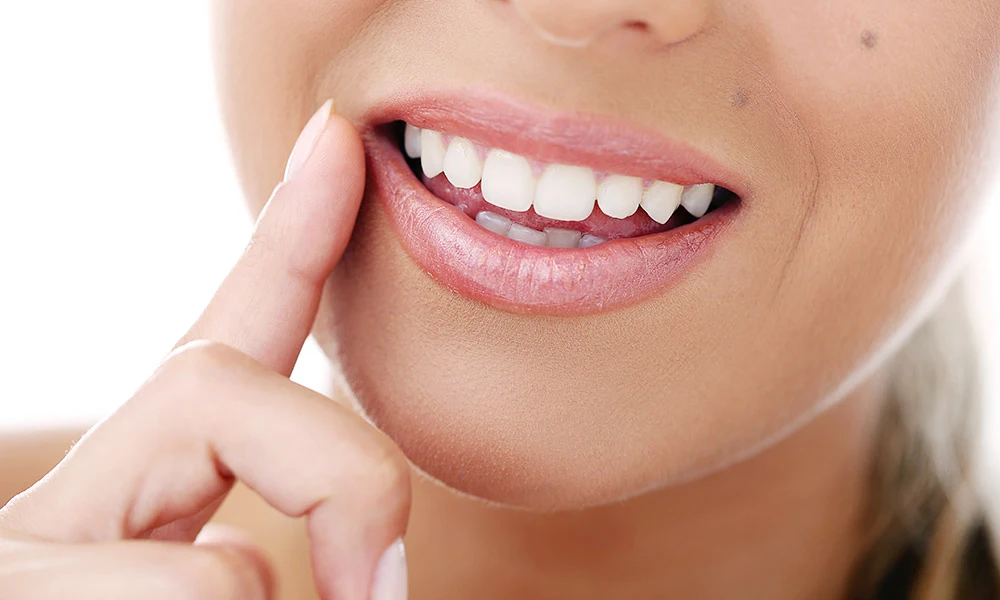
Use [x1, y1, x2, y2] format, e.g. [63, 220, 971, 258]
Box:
[0, 102, 411, 600]
[178, 99, 365, 377]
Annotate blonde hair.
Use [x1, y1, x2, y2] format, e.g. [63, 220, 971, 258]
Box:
[850, 278, 999, 598]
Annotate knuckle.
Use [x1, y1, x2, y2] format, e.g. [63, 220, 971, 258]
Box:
[160, 341, 242, 390]
[130, 341, 246, 415]
[354, 434, 412, 509]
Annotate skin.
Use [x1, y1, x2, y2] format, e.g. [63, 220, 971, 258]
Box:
[1, 0, 999, 599]
[214, 0, 1000, 507]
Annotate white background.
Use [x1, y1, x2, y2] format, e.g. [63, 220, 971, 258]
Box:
[0, 2, 333, 430]
[0, 3, 998, 480]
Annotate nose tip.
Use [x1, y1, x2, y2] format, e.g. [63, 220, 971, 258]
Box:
[509, 0, 710, 48]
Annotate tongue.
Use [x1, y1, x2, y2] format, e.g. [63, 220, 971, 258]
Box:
[422, 174, 690, 240]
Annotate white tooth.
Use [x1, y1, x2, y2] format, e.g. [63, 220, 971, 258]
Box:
[578, 234, 607, 248]
[544, 227, 583, 248]
[534, 165, 597, 222]
[507, 223, 547, 246]
[481, 150, 535, 212]
[475, 211, 512, 236]
[443, 137, 483, 189]
[680, 183, 715, 218]
[404, 124, 422, 159]
[641, 180, 684, 224]
[597, 175, 643, 219]
[420, 129, 446, 178]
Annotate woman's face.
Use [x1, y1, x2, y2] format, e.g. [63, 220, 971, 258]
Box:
[212, 0, 1000, 509]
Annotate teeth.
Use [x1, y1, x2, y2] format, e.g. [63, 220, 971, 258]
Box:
[579, 234, 607, 248]
[474, 212, 609, 249]
[420, 129, 446, 178]
[544, 227, 583, 248]
[641, 181, 684, 224]
[507, 223, 548, 246]
[681, 183, 715, 218]
[443, 137, 483, 189]
[404, 124, 422, 159]
[475, 210, 513, 236]
[408, 124, 726, 230]
[597, 175, 643, 219]
[534, 165, 597, 222]
[482, 150, 535, 212]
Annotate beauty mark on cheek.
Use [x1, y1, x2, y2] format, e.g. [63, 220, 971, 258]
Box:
[861, 30, 878, 50]
[730, 89, 750, 109]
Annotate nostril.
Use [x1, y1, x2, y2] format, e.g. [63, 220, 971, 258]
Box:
[623, 20, 649, 32]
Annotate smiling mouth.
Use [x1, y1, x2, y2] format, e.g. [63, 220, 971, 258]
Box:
[362, 92, 745, 315]
[390, 122, 739, 249]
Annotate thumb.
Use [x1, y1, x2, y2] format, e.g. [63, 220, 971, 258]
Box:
[196, 524, 276, 598]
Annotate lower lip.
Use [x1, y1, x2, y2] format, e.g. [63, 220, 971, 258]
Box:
[365, 132, 737, 316]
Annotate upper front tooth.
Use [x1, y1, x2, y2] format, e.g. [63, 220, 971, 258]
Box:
[420, 129, 446, 178]
[597, 175, 643, 219]
[443, 137, 483, 189]
[641, 180, 683, 224]
[680, 183, 715, 218]
[404, 124, 422, 159]
[481, 149, 535, 212]
[534, 165, 597, 222]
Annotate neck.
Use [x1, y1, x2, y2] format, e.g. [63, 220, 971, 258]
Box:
[405, 377, 885, 600]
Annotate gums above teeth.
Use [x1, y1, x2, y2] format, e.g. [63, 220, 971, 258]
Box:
[404, 123, 729, 245]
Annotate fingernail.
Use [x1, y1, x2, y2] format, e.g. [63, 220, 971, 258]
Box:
[371, 538, 407, 600]
[283, 99, 335, 182]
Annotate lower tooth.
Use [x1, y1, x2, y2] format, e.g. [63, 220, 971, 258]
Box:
[507, 223, 547, 246]
[544, 227, 583, 248]
[475, 212, 603, 249]
[475, 211, 512, 236]
[579, 234, 606, 248]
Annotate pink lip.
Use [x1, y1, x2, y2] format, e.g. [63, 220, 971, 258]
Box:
[361, 92, 745, 315]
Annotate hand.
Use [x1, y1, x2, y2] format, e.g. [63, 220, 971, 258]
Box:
[0, 101, 410, 600]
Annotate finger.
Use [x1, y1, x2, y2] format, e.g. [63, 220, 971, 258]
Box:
[2, 342, 410, 600]
[196, 524, 275, 597]
[0, 537, 271, 600]
[178, 100, 366, 376]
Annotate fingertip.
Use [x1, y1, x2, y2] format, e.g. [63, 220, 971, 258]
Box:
[307, 111, 367, 219]
[255, 108, 367, 284]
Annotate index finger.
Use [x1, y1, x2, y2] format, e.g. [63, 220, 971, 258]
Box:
[178, 100, 365, 376]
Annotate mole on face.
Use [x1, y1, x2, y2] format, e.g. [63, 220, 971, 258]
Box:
[731, 89, 749, 108]
[861, 30, 878, 49]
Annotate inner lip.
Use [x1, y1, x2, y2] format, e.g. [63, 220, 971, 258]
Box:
[383, 121, 739, 244]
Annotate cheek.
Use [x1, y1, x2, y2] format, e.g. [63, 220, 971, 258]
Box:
[752, 0, 1000, 379]
[756, 0, 1000, 228]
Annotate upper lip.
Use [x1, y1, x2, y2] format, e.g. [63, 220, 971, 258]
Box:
[360, 90, 748, 198]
